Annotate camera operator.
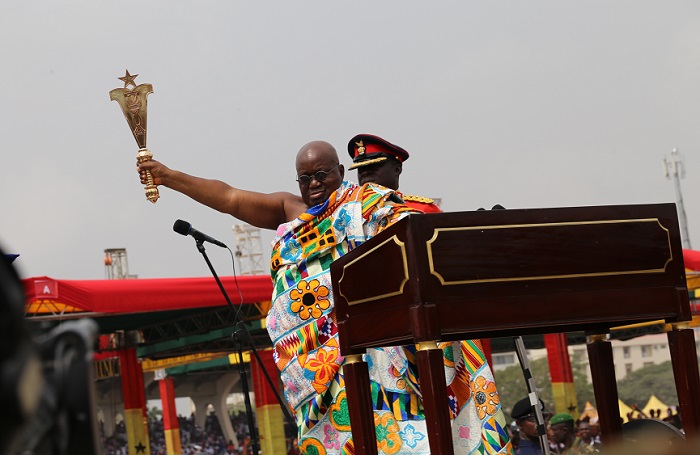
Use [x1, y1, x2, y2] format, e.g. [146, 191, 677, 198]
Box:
[1, 248, 101, 455]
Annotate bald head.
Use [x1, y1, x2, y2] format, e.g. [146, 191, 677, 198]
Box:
[295, 141, 345, 207]
[295, 141, 339, 168]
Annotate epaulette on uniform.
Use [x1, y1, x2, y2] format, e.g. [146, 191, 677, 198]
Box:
[402, 194, 435, 204]
[399, 193, 441, 213]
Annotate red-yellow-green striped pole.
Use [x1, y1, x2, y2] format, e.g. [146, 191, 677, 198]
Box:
[251, 348, 287, 455]
[544, 333, 578, 417]
[118, 348, 151, 455]
[158, 374, 182, 455]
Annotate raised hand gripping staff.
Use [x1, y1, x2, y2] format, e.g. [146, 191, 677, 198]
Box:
[110, 70, 159, 203]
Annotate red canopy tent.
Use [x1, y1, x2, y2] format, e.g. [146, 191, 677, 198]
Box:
[23, 275, 273, 316]
[684, 249, 700, 271]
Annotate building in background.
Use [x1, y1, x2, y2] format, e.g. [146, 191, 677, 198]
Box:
[491, 330, 700, 381]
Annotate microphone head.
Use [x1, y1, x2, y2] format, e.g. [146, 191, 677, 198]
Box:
[173, 219, 191, 236]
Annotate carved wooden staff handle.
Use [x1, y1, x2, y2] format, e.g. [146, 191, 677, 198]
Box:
[137, 148, 159, 203]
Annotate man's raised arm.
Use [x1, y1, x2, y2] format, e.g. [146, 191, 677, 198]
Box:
[138, 160, 306, 230]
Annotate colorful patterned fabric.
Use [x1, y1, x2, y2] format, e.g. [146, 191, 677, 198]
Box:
[268, 180, 512, 455]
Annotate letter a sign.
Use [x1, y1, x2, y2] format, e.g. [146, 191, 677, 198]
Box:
[34, 279, 58, 299]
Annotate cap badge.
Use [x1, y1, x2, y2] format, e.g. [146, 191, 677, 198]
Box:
[355, 140, 365, 155]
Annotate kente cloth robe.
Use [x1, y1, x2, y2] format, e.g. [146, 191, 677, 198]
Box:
[268, 181, 512, 455]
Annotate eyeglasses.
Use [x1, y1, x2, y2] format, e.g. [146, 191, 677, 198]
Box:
[296, 165, 339, 185]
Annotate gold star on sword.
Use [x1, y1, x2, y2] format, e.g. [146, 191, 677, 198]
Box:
[118, 69, 138, 88]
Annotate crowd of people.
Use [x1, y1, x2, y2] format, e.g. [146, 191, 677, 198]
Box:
[625, 405, 682, 429]
[509, 396, 684, 455]
[99, 411, 293, 455]
[97, 400, 686, 454]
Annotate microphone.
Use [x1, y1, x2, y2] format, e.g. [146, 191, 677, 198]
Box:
[173, 219, 228, 248]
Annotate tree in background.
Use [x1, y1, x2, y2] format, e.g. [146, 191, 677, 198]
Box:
[494, 356, 595, 420]
[617, 361, 678, 409]
[494, 357, 553, 419]
[572, 355, 596, 414]
[495, 353, 700, 423]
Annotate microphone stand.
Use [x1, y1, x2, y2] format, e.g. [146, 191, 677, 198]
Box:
[193, 239, 293, 455]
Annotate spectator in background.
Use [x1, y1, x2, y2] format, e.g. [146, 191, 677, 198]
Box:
[509, 421, 521, 453]
[511, 397, 549, 455]
[550, 413, 597, 454]
[589, 419, 602, 447]
[576, 421, 601, 452]
[663, 406, 683, 430]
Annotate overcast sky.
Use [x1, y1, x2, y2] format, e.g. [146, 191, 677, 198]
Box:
[2, 1, 699, 281]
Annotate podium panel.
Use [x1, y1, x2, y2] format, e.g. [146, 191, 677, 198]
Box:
[332, 204, 688, 352]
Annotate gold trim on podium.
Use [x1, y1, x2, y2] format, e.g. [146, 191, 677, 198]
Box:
[427, 218, 672, 286]
[338, 235, 409, 306]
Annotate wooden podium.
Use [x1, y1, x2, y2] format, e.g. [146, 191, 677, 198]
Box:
[330, 203, 700, 454]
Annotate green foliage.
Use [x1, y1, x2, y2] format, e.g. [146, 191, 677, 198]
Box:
[616, 361, 678, 408]
[494, 354, 695, 422]
[494, 355, 596, 420]
[572, 359, 595, 414]
[494, 357, 554, 420]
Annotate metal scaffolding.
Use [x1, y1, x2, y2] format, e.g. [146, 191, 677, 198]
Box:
[232, 224, 265, 276]
[104, 248, 137, 279]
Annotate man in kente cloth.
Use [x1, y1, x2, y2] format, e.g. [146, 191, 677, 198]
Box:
[139, 140, 512, 455]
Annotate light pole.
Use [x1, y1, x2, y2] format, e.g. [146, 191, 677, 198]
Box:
[664, 148, 692, 249]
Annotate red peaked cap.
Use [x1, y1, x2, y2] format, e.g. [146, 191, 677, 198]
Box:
[347, 134, 410, 170]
